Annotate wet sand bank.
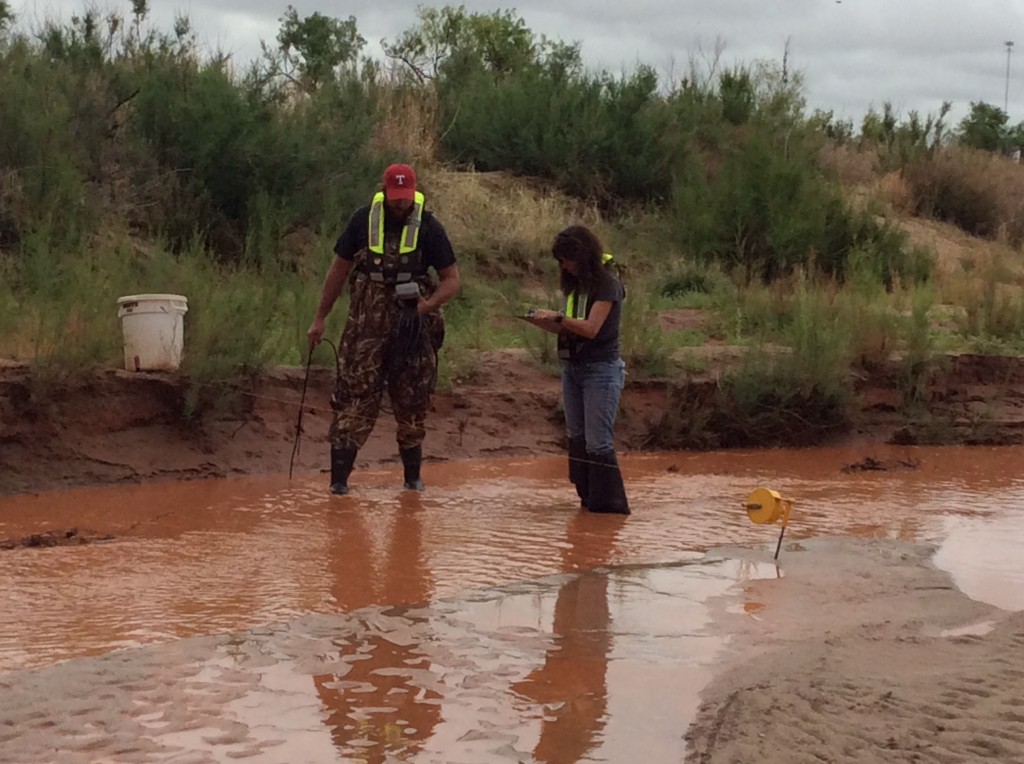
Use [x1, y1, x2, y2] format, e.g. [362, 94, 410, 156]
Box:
[2, 538, 1021, 763]
[688, 539, 1024, 764]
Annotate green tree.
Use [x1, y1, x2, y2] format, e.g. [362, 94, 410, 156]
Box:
[271, 5, 365, 92]
[860, 102, 900, 146]
[1007, 121, 1024, 152]
[719, 67, 755, 126]
[809, 109, 854, 143]
[383, 5, 574, 83]
[0, 1, 14, 34]
[957, 101, 1009, 152]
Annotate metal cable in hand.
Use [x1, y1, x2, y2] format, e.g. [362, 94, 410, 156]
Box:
[289, 337, 339, 480]
[394, 304, 423, 360]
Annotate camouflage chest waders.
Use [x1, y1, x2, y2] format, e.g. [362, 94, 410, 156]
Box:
[328, 245, 444, 454]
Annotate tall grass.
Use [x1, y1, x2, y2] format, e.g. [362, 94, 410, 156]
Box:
[902, 146, 1024, 246]
[619, 281, 673, 379]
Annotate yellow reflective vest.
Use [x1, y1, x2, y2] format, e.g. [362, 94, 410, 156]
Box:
[565, 253, 616, 318]
[367, 191, 425, 255]
[364, 191, 427, 284]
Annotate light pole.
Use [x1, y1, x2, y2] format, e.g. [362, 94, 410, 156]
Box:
[1005, 40, 1014, 115]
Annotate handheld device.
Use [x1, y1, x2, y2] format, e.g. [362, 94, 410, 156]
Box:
[395, 282, 420, 301]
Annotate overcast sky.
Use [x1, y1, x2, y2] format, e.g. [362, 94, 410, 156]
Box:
[12, 1, 1024, 126]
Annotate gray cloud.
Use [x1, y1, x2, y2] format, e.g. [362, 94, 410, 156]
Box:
[12, 0, 1024, 124]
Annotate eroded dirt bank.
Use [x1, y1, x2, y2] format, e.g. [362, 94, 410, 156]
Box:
[2, 349, 1023, 496]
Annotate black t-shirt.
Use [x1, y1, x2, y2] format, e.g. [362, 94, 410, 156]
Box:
[333, 204, 457, 272]
[563, 276, 625, 363]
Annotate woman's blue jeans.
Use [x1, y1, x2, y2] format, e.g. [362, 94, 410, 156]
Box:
[561, 358, 626, 455]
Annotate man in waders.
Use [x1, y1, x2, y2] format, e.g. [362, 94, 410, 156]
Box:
[307, 164, 461, 494]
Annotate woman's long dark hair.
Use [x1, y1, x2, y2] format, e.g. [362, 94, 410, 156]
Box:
[552, 225, 613, 296]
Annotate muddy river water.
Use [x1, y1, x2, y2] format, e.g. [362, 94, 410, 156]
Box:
[2, 444, 1023, 763]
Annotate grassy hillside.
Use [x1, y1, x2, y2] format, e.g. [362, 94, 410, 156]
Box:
[2, 3, 1023, 437]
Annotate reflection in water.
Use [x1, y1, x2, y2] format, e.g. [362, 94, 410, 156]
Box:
[734, 558, 782, 617]
[2, 444, 1024, 672]
[0, 556, 768, 764]
[512, 514, 626, 763]
[4, 444, 1024, 762]
[315, 491, 441, 761]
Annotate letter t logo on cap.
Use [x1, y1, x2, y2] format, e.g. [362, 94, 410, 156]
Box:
[384, 163, 417, 201]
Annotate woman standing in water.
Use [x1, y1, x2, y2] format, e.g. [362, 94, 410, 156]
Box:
[526, 225, 630, 515]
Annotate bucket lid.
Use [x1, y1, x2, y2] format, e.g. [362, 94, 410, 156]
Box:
[117, 294, 188, 305]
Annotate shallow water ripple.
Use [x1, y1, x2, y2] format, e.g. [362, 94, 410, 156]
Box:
[1, 444, 1023, 673]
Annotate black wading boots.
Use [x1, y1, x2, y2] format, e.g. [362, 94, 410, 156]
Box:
[567, 436, 589, 509]
[330, 446, 357, 495]
[400, 445, 426, 491]
[586, 450, 630, 515]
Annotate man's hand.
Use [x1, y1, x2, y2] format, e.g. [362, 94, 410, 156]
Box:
[417, 295, 433, 316]
[307, 316, 326, 347]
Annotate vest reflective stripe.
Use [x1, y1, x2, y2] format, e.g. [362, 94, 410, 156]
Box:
[565, 292, 587, 319]
[564, 253, 615, 318]
[367, 191, 425, 255]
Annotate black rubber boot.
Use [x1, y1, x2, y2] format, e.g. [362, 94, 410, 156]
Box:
[400, 445, 425, 491]
[330, 446, 357, 495]
[586, 450, 630, 515]
[568, 436, 589, 509]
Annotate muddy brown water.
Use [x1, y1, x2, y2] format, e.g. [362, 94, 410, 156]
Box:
[1, 445, 1023, 763]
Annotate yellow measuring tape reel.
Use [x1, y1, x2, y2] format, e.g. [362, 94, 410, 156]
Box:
[742, 487, 795, 560]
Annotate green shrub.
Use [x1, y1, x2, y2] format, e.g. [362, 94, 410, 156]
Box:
[661, 266, 713, 298]
[439, 63, 673, 204]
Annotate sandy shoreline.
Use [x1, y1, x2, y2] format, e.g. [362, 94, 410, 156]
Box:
[688, 538, 1024, 763]
[2, 533, 1021, 762]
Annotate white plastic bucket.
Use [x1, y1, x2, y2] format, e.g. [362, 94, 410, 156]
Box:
[117, 294, 189, 372]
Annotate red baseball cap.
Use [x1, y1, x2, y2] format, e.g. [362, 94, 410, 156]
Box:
[383, 163, 417, 201]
